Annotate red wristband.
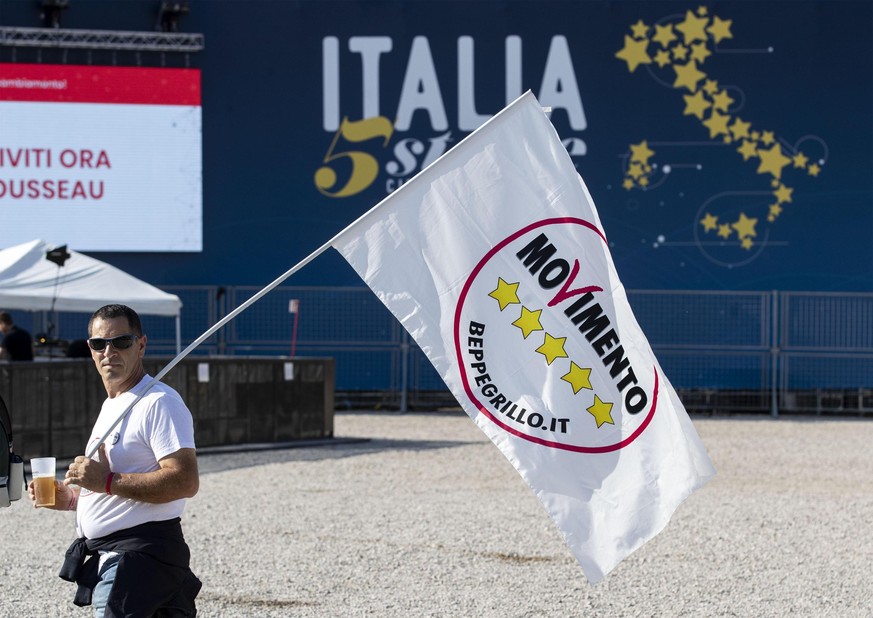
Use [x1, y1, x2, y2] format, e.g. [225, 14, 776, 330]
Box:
[105, 472, 115, 495]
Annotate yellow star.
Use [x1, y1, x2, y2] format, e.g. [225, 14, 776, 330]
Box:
[676, 9, 709, 45]
[703, 79, 719, 95]
[808, 162, 822, 176]
[587, 396, 615, 429]
[700, 212, 718, 232]
[615, 35, 652, 73]
[750, 130, 760, 141]
[792, 152, 809, 168]
[622, 177, 635, 190]
[703, 109, 731, 138]
[708, 16, 733, 43]
[630, 19, 649, 39]
[673, 60, 706, 92]
[717, 223, 732, 239]
[629, 140, 655, 164]
[627, 161, 645, 180]
[740, 237, 754, 250]
[652, 23, 676, 48]
[732, 212, 758, 239]
[672, 44, 689, 61]
[654, 49, 672, 67]
[561, 362, 593, 394]
[760, 130, 775, 146]
[690, 42, 711, 64]
[512, 306, 543, 339]
[488, 277, 520, 311]
[639, 176, 650, 187]
[711, 89, 734, 112]
[774, 184, 793, 204]
[757, 143, 792, 179]
[682, 90, 710, 119]
[769, 203, 783, 220]
[535, 333, 568, 365]
[729, 117, 751, 141]
[737, 139, 758, 161]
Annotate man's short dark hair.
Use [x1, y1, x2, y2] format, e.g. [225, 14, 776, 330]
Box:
[88, 304, 143, 337]
[0, 312, 12, 326]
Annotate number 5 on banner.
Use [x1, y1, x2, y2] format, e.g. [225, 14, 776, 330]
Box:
[314, 116, 394, 198]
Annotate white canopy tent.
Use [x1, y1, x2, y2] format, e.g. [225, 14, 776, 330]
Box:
[0, 239, 182, 353]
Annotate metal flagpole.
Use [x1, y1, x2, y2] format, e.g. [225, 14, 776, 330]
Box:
[86, 238, 335, 459]
[87, 94, 552, 458]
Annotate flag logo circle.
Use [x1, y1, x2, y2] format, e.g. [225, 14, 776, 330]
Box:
[454, 217, 658, 453]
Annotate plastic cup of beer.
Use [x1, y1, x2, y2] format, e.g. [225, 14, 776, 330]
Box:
[31, 457, 57, 507]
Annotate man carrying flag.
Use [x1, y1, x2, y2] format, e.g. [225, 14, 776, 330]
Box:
[330, 91, 715, 583]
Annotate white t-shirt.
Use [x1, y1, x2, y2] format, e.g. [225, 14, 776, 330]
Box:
[76, 375, 196, 539]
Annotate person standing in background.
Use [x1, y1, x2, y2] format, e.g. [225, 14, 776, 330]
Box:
[0, 311, 34, 361]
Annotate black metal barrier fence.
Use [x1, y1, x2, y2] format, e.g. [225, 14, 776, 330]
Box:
[0, 357, 335, 461]
[16, 288, 873, 416]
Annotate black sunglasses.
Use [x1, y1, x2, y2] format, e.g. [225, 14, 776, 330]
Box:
[87, 334, 139, 351]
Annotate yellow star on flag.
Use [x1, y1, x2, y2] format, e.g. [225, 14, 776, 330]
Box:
[808, 162, 822, 177]
[732, 213, 758, 239]
[488, 277, 520, 311]
[717, 223, 732, 239]
[622, 177, 635, 190]
[676, 9, 709, 45]
[740, 236, 754, 250]
[673, 60, 705, 92]
[672, 44, 689, 61]
[615, 35, 652, 73]
[700, 212, 718, 231]
[587, 396, 615, 428]
[512, 306, 543, 339]
[652, 23, 676, 48]
[561, 362, 593, 394]
[757, 143, 792, 179]
[707, 16, 733, 43]
[535, 333, 568, 365]
[703, 79, 719, 95]
[760, 130, 775, 146]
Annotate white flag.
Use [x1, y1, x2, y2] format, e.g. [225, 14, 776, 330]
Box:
[331, 91, 715, 583]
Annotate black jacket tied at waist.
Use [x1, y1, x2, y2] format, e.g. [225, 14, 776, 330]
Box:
[59, 517, 201, 618]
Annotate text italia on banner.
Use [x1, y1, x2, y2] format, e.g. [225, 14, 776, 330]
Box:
[331, 91, 716, 583]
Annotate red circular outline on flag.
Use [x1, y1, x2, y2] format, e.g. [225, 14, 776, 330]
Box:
[454, 217, 658, 453]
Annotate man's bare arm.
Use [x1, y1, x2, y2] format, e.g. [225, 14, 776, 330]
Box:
[66, 444, 199, 503]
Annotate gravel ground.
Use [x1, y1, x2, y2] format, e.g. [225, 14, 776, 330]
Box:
[2, 411, 872, 617]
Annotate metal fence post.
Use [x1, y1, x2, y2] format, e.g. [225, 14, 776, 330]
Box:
[770, 290, 780, 418]
[400, 329, 409, 412]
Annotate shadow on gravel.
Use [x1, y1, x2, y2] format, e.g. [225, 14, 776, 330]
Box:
[197, 437, 478, 475]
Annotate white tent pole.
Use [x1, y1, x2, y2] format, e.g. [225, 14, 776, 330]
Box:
[86, 237, 336, 459]
[175, 314, 181, 355]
